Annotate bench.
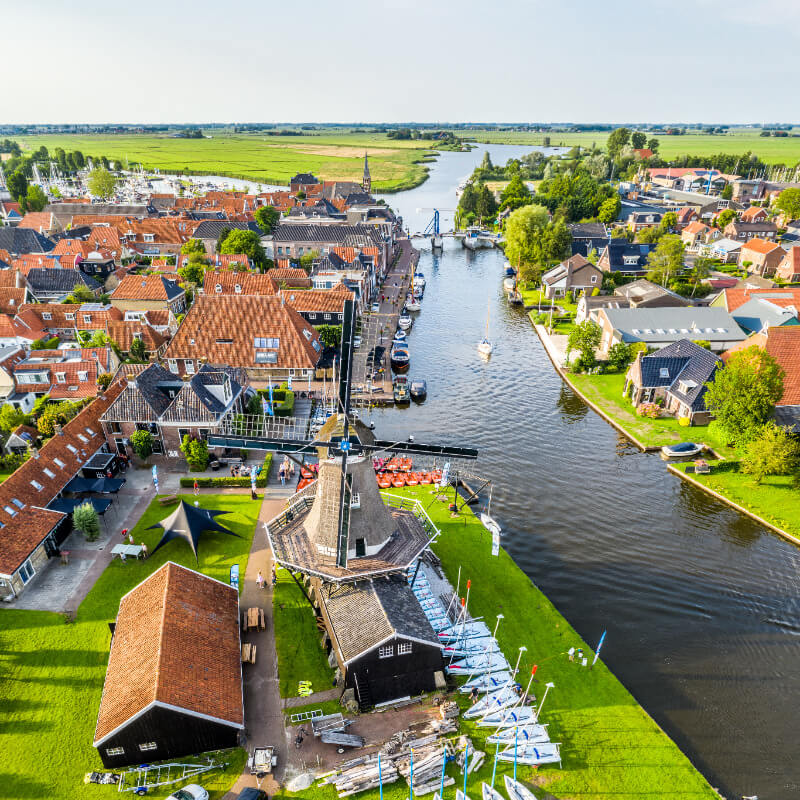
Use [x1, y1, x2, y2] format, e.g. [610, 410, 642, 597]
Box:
[158, 494, 179, 506]
[242, 643, 257, 664]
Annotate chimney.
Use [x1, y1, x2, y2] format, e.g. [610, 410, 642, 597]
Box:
[55, 423, 63, 436]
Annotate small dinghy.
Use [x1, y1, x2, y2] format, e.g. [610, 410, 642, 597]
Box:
[398, 313, 413, 330]
[410, 378, 427, 401]
[488, 724, 550, 745]
[459, 670, 514, 694]
[482, 783, 505, 800]
[504, 775, 539, 800]
[498, 742, 561, 768]
[478, 704, 536, 728]
[446, 652, 510, 675]
[443, 637, 502, 659]
[456, 791, 472, 800]
[438, 621, 492, 642]
[463, 685, 519, 719]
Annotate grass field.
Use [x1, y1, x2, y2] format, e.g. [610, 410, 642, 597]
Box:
[18, 132, 438, 191]
[462, 127, 800, 165]
[273, 566, 335, 698]
[0, 493, 260, 800]
[277, 487, 716, 800]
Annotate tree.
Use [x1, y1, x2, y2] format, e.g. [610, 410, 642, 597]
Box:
[480, 151, 494, 172]
[583, 153, 609, 180]
[597, 196, 621, 224]
[499, 174, 531, 211]
[130, 429, 153, 461]
[22, 185, 47, 213]
[316, 324, 342, 349]
[716, 208, 737, 230]
[691, 257, 713, 296]
[181, 434, 209, 471]
[177, 256, 207, 286]
[64, 282, 97, 304]
[703, 346, 785, 444]
[97, 373, 113, 390]
[504, 204, 550, 270]
[129, 336, 147, 362]
[254, 205, 280, 234]
[87, 167, 116, 200]
[566, 320, 602, 367]
[31, 336, 59, 350]
[0, 404, 26, 434]
[219, 229, 267, 268]
[73, 501, 101, 541]
[631, 131, 647, 150]
[740, 423, 800, 484]
[180, 238, 206, 256]
[606, 127, 631, 159]
[37, 402, 78, 437]
[646, 234, 685, 287]
[721, 184, 733, 200]
[607, 342, 633, 372]
[475, 184, 498, 221]
[775, 187, 800, 221]
[6, 170, 28, 203]
[647, 137, 660, 153]
[658, 211, 678, 233]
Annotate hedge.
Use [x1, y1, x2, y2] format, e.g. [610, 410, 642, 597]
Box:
[180, 453, 273, 488]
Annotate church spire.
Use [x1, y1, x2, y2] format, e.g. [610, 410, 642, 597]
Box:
[362, 152, 371, 193]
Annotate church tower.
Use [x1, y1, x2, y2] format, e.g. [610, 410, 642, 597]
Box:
[362, 152, 371, 193]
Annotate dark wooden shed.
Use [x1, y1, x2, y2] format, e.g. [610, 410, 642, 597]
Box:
[93, 561, 243, 768]
[316, 575, 444, 708]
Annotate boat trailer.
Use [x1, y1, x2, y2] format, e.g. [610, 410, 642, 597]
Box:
[115, 758, 222, 794]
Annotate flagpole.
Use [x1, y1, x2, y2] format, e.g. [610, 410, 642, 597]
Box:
[463, 740, 469, 798]
[379, 753, 383, 800]
[409, 747, 414, 800]
[591, 630, 607, 668]
[439, 743, 446, 798]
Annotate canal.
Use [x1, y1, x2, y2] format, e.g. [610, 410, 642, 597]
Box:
[375, 145, 800, 799]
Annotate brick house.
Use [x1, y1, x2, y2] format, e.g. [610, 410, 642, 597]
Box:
[101, 362, 250, 461]
[279, 286, 353, 325]
[741, 206, 768, 223]
[110, 276, 186, 316]
[541, 254, 602, 299]
[724, 220, 778, 242]
[738, 238, 785, 276]
[202, 270, 278, 297]
[681, 221, 711, 251]
[776, 247, 800, 282]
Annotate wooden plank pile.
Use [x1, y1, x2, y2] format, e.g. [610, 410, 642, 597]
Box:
[454, 736, 485, 774]
[439, 701, 460, 721]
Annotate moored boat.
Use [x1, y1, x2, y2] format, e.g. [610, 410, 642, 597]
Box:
[414, 272, 426, 287]
[410, 378, 427, 401]
[398, 314, 413, 330]
[393, 376, 410, 402]
[504, 775, 541, 800]
[391, 347, 410, 372]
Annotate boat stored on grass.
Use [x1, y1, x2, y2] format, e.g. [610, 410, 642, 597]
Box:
[504, 774, 540, 800]
[661, 441, 704, 459]
[498, 742, 561, 767]
[487, 723, 550, 745]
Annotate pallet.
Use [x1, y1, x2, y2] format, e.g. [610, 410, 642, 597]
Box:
[241, 643, 257, 664]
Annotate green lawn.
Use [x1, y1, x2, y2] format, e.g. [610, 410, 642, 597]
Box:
[462, 127, 800, 165]
[567, 371, 737, 456]
[19, 132, 439, 191]
[0, 469, 15, 484]
[273, 567, 335, 698]
[672, 461, 800, 542]
[521, 287, 578, 315]
[278, 488, 716, 800]
[282, 699, 342, 720]
[0, 494, 260, 800]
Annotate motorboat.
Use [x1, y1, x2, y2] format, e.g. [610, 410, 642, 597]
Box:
[503, 276, 516, 292]
[463, 226, 494, 250]
[504, 263, 516, 278]
[398, 314, 413, 330]
[661, 441, 703, 459]
[482, 784, 505, 800]
[391, 347, 410, 373]
[409, 379, 427, 401]
[488, 724, 550, 746]
[392, 330, 408, 346]
[459, 671, 514, 694]
[504, 775, 540, 800]
[498, 742, 561, 767]
[478, 704, 536, 728]
[414, 272, 426, 287]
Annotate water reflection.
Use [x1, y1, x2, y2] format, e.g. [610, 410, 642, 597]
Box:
[555, 384, 588, 423]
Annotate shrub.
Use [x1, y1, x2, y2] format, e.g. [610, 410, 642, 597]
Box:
[607, 342, 633, 372]
[130, 429, 153, 461]
[73, 501, 100, 541]
[0, 452, 26, 472]
[181, 434, 209, 471]
[637, 402, 661, 419]
[179, 453, 273, 488]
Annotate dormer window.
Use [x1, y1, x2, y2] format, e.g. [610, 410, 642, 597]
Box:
[234, 284, 241, 294]
[42, 312, 52, 321]
[65, 312, 75, 321]
[78, 371, 88, 382]
[84, 315, 92, 324]
[215, 284, 222, 293]
[55, 372, 66, 384]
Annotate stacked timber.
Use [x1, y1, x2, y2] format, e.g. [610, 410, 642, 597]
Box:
[455, 736, 485, 774]
[439, 701, 460, 721]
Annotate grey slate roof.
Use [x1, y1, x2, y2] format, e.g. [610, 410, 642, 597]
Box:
[322, 575, 441, 663]
[25, 268, 100, 294]
[104, 363, 181, 422]
[0, 227, 54, 255]
[731, 297, 800, 334]
[568, 222, 607, 239]
[192, 220, 261, 240]
[603, 307, 747, 345]
[290, 173, 318, 185]
[272, 224, 384, 246]
[161, 365, 244, 423]
[45, 203, 151, 218]
[601, 241, 655, 271]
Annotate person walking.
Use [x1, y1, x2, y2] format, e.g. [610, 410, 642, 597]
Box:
[256, 570, 265, 590]
[140, 542, 149, 559]
[193, 479, 199, 497]
[279, 463, 286, 486]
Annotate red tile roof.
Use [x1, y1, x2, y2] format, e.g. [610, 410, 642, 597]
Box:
[106, 320, 168, 354]
[280, 287, 353, 314]
[112, 275, 183, 301]
[165, 295, 321, 370]
[0, 382, 125, 576]
[18, 212, 56, 232]
[267, 268, 312, 288]
[741, 237, 783, 256]
[741, 207, 768, 222]
[683, 221, 709, 235]
[720, 287, 800, 312]
[202, 270, 277, 296]
[93, 562, 243, 745]
[0, 288, 25, 314]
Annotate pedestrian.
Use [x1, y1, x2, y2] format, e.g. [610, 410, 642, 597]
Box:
[271, 565, 277, 585]
[128, 531, 135, 545]
[140, 542, 149, 559]
[121, 527, 128, 540]
[229, 464, 235, 478]
[193, 479, 199, 496]
[256, 570, 264, 590]
[279, 464, 286, 486]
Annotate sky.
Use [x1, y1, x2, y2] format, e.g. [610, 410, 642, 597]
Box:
[4, 0, 800, 124]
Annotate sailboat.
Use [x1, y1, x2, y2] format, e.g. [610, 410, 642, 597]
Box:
[480, 485, 501, 556]
[406, 273, 421, 311]
[478, 297, 493, 356]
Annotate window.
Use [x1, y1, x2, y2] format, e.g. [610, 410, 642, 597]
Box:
[378, 645, 393, 659]
[350, 493, 361, 509]
[185, 360, 195, 374]
[55, 372, 66, 384]
[255, 350, 278, 364]
[4, 505, 17, 517]
[43, 468, 55, 479]
[312, 340, 321, 352]
[590, 275, 597, 283]
[178, 428, 190, 441]
[78, 371, 88, 382]
[324, 313, 332, 321]
[302, 329, 312, 340]
[78, 434, 88, 443]
[42, 312, 52, 320]
[138, 742, 157, 752]
[66, 444, 78, 454]
[83, 315, 92, 324]
[216, 338, 233, 344]
[65, 312, 75, 320]
[109, 422, 122, 434]
[254, 337, 280, 349]
[18, 559, 35, 584]
[143, 233, 155, 243]
[11, 498, 24, 510]
[105, 747, 125, 757]
[398, 642, 412, 655]
[31, 480, 43, 491]
[659, 368, 670, 379]
[54, 458, 66, 468]
[234, 284, 242, 294]
[215, 284, 222, 293]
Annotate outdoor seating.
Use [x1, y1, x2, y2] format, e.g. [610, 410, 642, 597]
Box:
[158, 494, 179, 506]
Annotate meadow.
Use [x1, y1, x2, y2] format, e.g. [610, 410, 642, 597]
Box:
[18, 131, 438, 191]
[0, 493, 260, 800]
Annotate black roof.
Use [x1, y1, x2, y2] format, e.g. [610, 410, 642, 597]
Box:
[290, 173, 318, 185]
[161, 365, 244, 422]
[26, 267, 101, 294]
[0, 227, 54, 256]
[273, 224, 384, 246]
[602, 241, 654, 271]
[192, 220, 261, 240]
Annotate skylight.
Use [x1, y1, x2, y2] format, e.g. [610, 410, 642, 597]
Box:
[11, 498, 24, 509]
[31, 480, 43, 491]
[54, 458, 66, 468]
[254, 351, 278, 364]
[254, 337, 280, 349]
[66, 444, 78, 454]
[659, 368, 669, 378]
[43, 468, 55, 478]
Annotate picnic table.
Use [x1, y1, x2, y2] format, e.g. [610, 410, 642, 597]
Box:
[111, 544, 144, 561]
[243, 607, 266, 632]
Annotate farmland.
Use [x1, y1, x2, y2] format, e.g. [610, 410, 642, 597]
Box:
[17, 131, 439, 191]
[460, 127, 800, 165]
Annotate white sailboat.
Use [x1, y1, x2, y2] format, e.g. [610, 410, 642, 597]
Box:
[504, 775, 540, 800]
[478, 297, 493, 356]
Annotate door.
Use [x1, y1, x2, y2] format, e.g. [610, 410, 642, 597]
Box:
[355, 538, 366, 557]
[115, 439, 126, 456]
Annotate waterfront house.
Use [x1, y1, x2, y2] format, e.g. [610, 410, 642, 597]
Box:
[110, 275, 186, 317]
[278, 286, 354, 325]
[541, 254, 602, 299]
[93, 562, 243, 768]
[724, 220, 778, 242]
[776, 247, 800, 282]
[567, 222, 609, 257]
[596, 306, 747, 356]
[624, 339, 722, 424]
[575, 294, 630, 323]
[0, 383, 124, 600]
[163, 294, 321, 381]
[101, 362, 248, 460]
[738, 238, 785, 277]
[597, 242, 654, 275]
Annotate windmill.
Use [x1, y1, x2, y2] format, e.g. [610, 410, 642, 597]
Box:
[209, 298, 478, 580]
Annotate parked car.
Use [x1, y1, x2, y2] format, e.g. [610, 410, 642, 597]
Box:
[238, 790, 268, 800]
[167, 785, 209, 800]
[353, 335, 362, 348]
[371, 302, 380, 313]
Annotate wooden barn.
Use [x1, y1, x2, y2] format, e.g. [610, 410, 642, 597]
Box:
[93, 562, 244, 769]
[314, 575, 445, 707]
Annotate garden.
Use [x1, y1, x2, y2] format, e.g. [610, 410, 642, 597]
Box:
[0, 494, 259, 800]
